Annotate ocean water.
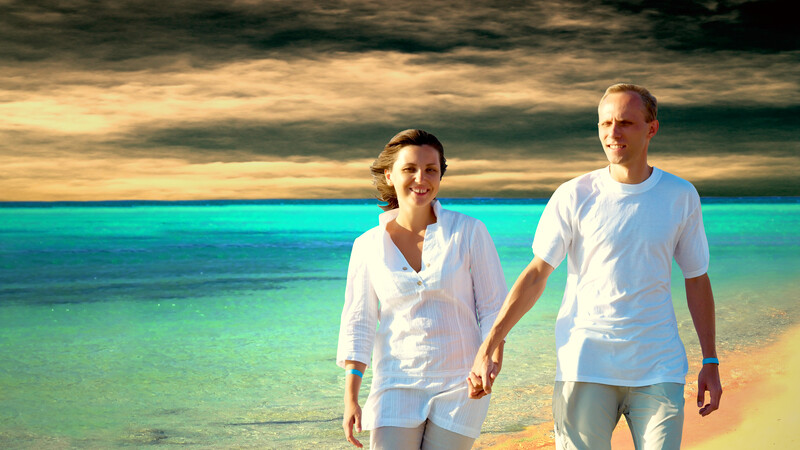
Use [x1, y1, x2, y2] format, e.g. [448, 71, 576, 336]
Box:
[1, 198, 798, 449]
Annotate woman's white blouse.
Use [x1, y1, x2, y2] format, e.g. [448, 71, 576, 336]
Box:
[336, 201, 507, 437]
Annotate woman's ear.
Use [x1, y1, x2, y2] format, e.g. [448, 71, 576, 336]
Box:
[384, 169, 393, 186]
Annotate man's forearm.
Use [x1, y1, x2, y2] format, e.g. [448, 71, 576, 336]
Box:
[686, 273, 717, 358]
[686, 272, 723, 415]
[481, 256, 554, 356]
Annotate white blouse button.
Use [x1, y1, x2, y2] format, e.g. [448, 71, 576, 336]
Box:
[402, 267, 408, 270]
[417, 281, 422, 286]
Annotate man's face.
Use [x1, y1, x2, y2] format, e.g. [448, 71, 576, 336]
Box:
[598, 91, 658, 168]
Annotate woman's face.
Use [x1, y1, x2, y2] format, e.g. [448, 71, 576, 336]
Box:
[384, 145, 441, 210]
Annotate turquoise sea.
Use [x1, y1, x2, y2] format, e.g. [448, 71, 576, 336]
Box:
[1, 198, 799, 449]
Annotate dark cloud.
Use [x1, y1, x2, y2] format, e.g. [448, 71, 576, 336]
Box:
[694, 176, 800, 197]
[0, 0, 539, 66]
[114, 104, 798, 163]
[1, 0, 795, 69]
[603, 0, 800, 52]
[657, 105, 800, 155]
[112, 107, 596, 162]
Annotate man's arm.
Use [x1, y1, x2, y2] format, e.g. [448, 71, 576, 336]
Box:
[468, 256, 554, 398]
[686, 273, 722, 416]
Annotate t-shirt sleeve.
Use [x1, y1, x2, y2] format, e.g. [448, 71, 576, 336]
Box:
[532, 186, 572, 269]
[469, 219, 508, 342]
[674, 190, 710, 279]
[336, 236, 379, 368]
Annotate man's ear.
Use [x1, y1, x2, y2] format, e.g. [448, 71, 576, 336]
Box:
[648, 119, 659, 138]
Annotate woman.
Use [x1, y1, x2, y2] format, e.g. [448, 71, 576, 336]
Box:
[337, 129, 506, 449]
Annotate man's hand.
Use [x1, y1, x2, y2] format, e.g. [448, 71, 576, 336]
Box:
[697, 363, 722, 416]
[467, 343, 503, 399]
[467, 360, 497, 399]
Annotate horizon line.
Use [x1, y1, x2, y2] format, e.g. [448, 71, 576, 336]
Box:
[2, 196, 799, 208]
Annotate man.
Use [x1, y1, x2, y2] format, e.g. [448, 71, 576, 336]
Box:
[468, 83, 722, 449]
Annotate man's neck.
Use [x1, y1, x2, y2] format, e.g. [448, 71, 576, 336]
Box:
[609, 163, 653, 184]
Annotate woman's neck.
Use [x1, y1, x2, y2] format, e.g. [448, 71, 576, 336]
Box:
[394, 203, 436, 233]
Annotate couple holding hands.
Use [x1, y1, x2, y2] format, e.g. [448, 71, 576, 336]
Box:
[336, 84, 722, 449]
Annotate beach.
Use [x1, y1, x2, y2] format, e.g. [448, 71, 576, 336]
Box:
[475, 322, 800, 449]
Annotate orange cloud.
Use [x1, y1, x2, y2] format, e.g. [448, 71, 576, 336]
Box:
[3, 49, 797, 138]
[4, 153, 797, 202]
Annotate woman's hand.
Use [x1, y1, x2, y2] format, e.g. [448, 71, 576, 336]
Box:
[467, 374, 486, 398]
[343, 399, 364, 448]
[342, 361, 367, 447]
[468, 340, 504, 399]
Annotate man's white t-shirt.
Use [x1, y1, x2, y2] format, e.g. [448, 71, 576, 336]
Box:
[533, 167, 709, 386]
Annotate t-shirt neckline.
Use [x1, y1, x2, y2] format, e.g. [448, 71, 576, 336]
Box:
[601, 166, 663, 194]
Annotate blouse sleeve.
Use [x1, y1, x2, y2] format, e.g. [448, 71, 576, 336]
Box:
[469, 220, 507, 342]
[336, 236, 379, 368]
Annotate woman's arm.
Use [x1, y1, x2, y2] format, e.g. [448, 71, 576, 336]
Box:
[467, 220, 509, 396]
[469, 220, 508, 346]
[336, 237, 379, 446]
[343, 360, 368, 448]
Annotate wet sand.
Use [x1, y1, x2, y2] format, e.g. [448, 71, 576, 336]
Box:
[475, 323, 800, 449]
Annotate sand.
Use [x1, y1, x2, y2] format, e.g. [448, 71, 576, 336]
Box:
[475, 323, 800, 449]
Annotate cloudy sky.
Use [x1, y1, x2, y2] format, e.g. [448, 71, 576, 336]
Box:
[2, 0, 798, 200]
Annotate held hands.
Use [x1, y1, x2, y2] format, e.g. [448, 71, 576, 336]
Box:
[467, 366, 497, 399]
[467, 343, 504, 399]
[342, 399, 363, 448]
[697, 363, 722, 416]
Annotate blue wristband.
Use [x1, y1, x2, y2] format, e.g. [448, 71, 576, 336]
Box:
[702, 357, 719, 365]
[347, 368, 364, 378]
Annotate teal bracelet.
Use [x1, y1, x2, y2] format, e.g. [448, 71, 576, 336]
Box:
[347, 368, 364, 378]
[702, 357, 719, 365]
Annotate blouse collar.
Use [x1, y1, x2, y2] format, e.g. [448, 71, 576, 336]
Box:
[379, 200, 442, 226]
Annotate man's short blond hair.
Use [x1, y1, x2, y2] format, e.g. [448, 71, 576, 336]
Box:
[600, 83, 658, 123]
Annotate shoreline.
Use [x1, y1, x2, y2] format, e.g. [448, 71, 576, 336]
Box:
[475, 322, 800, 449]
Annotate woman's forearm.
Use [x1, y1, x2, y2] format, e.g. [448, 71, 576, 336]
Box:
[344, 360, 367, 403]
